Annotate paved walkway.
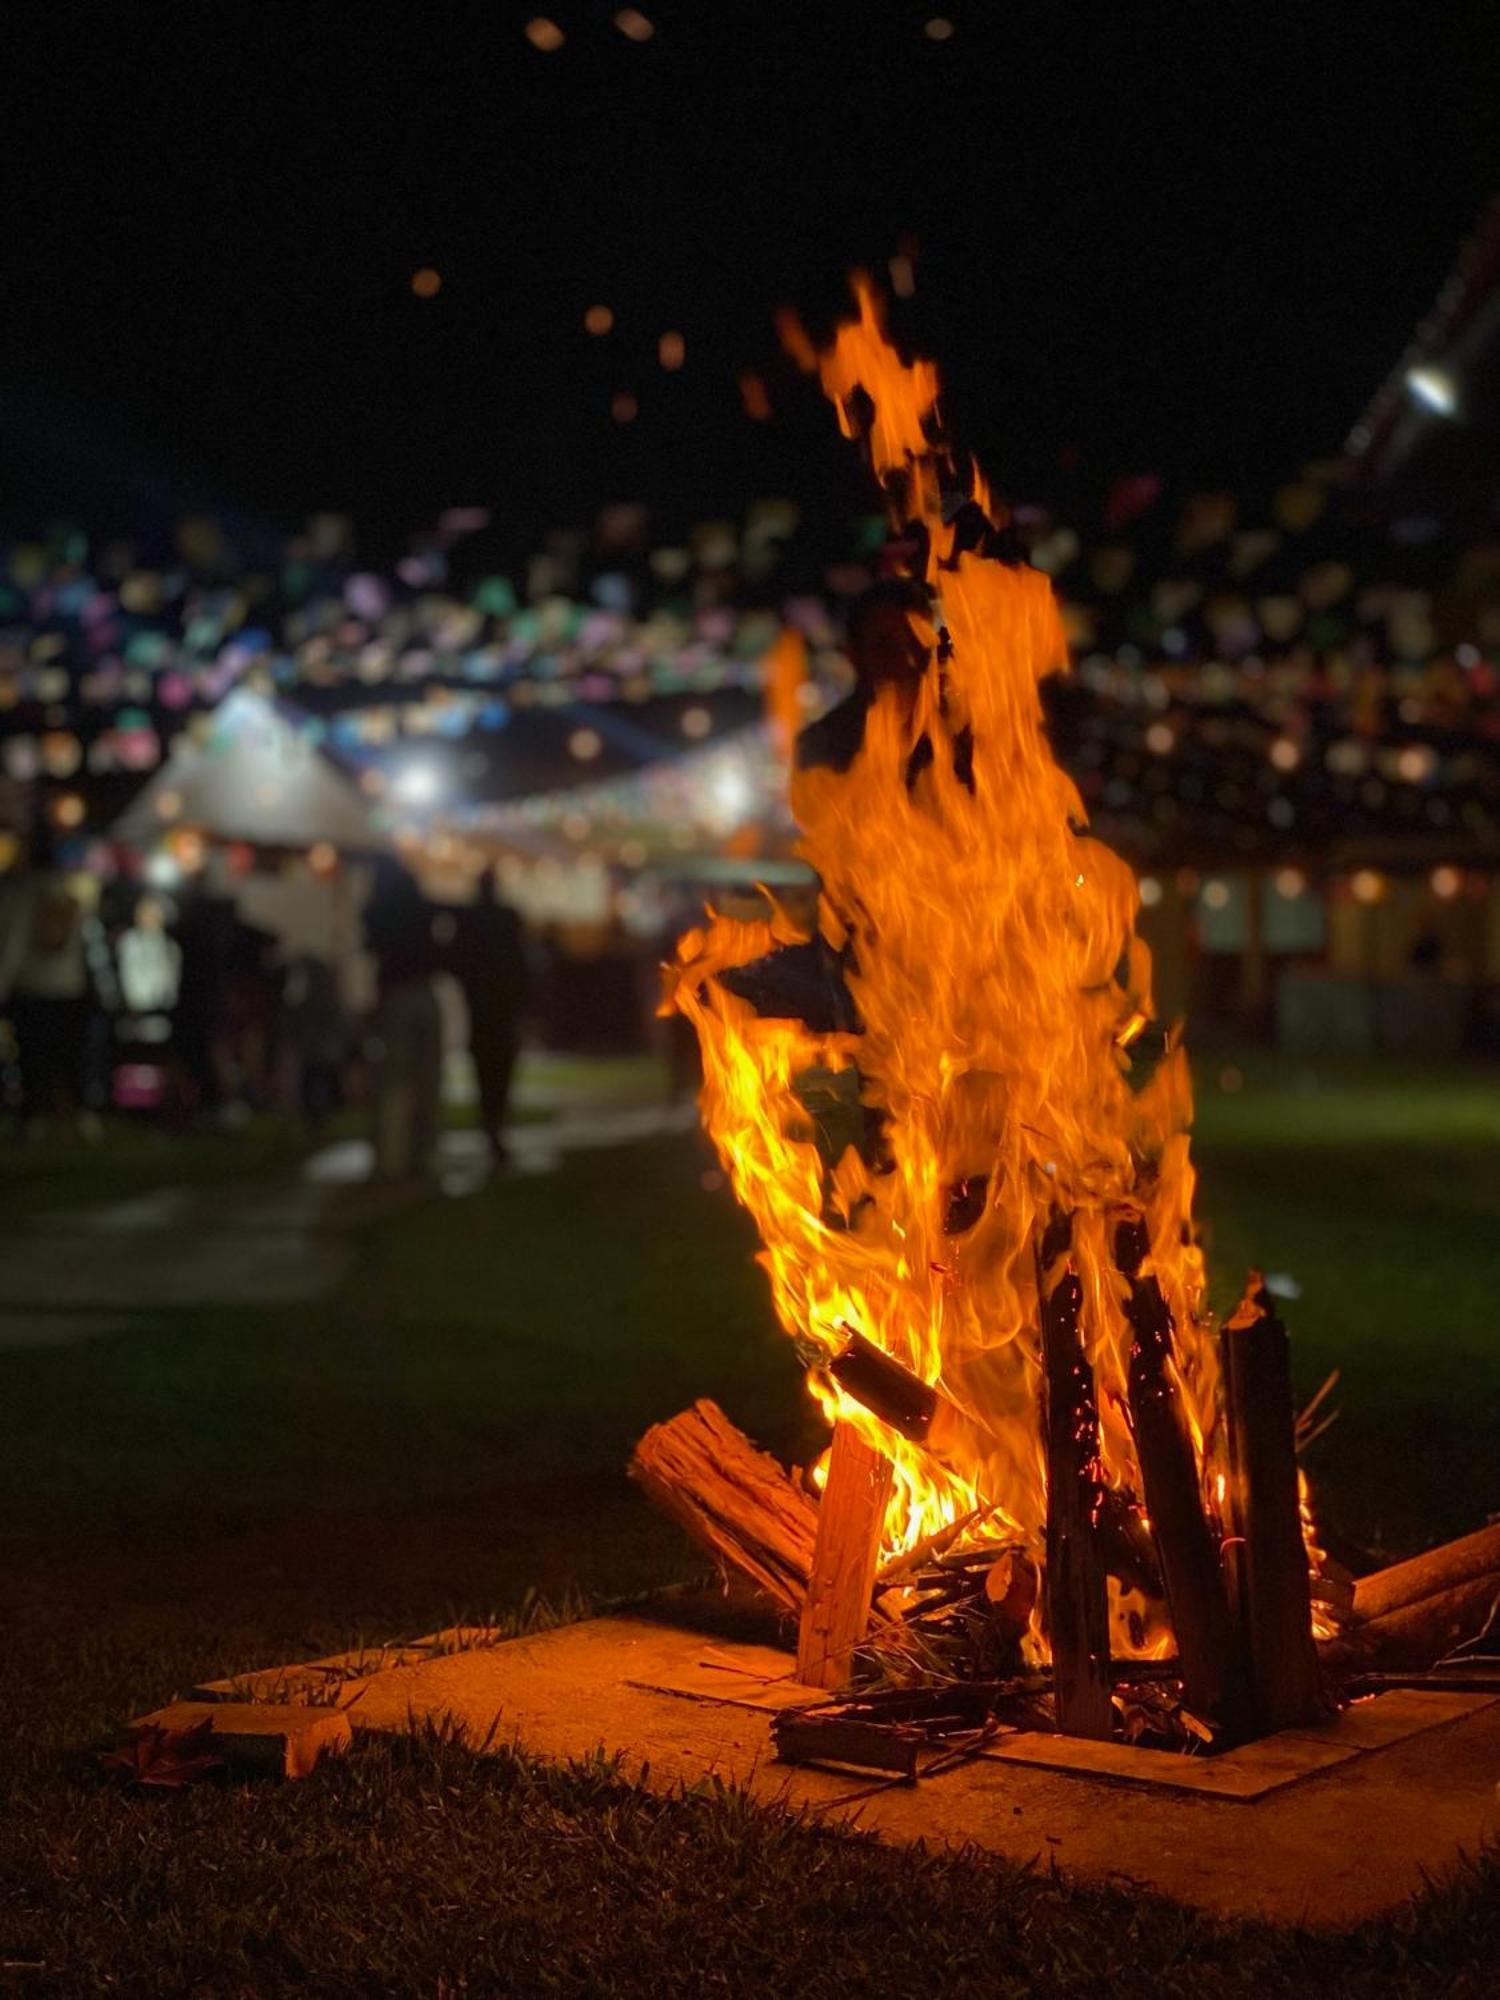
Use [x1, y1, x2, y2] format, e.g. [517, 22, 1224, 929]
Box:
[0, 1074, 698, 1351]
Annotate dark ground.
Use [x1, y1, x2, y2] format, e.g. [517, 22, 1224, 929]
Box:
[1, 1051, 1497, 1994]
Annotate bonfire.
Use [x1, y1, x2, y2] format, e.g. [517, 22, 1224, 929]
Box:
[631, 283, 1500, 1764]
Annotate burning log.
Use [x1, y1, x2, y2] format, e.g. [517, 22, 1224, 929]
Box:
[628, 1400, 819, 1615]
[797, 1423, 893, 1689]
[1036, 1212, 1112, 1739]
[1220, 1273, 1321, 1731]
[829, 1330, 941, 1441]
[1115, 1217, 1247, 1735]
[1096, 1486, 1163, 1602]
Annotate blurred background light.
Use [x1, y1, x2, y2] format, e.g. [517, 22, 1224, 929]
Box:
[394, 760, 442, 807]
[1404, 364, 1457, 416]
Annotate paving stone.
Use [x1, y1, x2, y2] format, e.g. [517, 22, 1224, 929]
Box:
[129, 1701, 351, 1779]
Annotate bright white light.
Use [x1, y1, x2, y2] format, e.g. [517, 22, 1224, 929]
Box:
[712, 765, 752, 822]
[394, 762, 442, 807]
[1405, 365, 1458, 417]
[145, 851, 182, 888]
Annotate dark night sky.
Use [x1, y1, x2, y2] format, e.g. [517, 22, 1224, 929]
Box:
[3, 3, 1498, 548]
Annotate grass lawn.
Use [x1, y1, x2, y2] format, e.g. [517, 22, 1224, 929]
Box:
[1, 1051, 1497, 1994]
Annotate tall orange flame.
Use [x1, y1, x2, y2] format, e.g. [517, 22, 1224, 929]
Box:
[669, 282, 1219, 1651]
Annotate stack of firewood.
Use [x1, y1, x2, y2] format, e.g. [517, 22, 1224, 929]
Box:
[630, 1269, 1500, 1761]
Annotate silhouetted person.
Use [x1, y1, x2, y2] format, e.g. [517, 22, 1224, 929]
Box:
[363, 857, 442, 1181]
[282, 954, 346, 1132]
[172, 889, 236, 1124]
[454, 871, 528, 1163]
[0, 829, 97, 1132]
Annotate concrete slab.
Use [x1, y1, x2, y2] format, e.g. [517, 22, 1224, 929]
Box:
[320, 1612, 1500, 1925]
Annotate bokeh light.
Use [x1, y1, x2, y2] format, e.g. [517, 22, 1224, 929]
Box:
[1430, 865, 1462, 900]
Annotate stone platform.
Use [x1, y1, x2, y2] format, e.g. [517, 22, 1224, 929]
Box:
[205, 1608, 1500, 1926]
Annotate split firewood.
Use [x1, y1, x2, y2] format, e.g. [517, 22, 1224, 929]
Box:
[1036, 1210, 1112, 1740]
[1114, 1215, 1248, 1736]
[1321, 1521, 1500, 1671]
[1352, 1521, 1500, 1625]
[629, 1400, 820, 1616]
[798, 1422, 893, 1689]
[1220, 1272, 1321, 1731]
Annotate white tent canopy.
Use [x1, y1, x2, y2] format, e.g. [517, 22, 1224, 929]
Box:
[112, 689, 385, 854]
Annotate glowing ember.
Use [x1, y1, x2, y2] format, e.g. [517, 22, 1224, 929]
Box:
[667, 281, 1228, 1656]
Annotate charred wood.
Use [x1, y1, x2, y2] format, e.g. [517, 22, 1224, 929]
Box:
[1037, 1211, 1112, 1740]
[1221, 1273, 1322, 1730]
[1115, 1216, 1248, 1735]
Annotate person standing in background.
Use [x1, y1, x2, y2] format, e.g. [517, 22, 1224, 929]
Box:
[282, 953, 347, 1133]
[453, 869, 529, 1165]
[363, 857, 442, 1182]
[0, 828, 99, 1134]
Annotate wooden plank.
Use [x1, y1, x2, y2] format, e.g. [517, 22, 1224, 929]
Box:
[1221, 1273, 1321, 1731]
[1036, 1211, 1112, 1739]
[797, 1422, 892, 1690]
[774, 1713, 922, 1779]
